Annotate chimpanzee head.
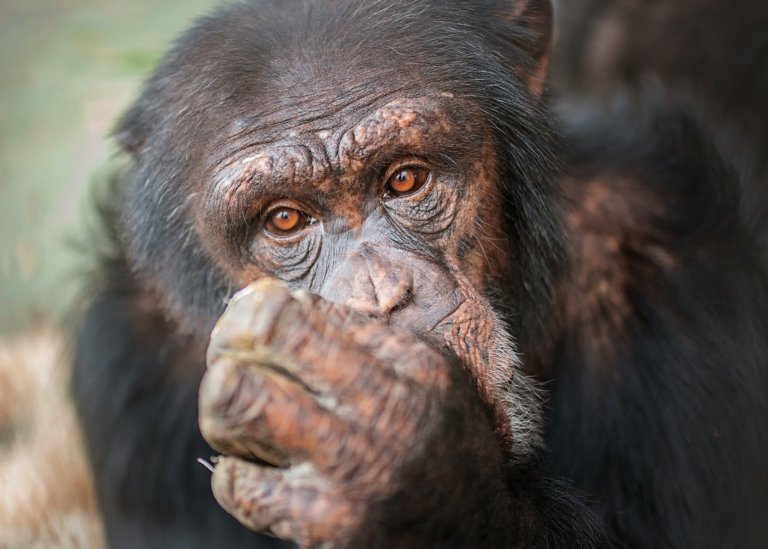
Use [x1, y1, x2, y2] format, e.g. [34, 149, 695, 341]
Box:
[115, 0, 561, 353]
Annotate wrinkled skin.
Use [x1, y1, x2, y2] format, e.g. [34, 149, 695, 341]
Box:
[199, 280, 516, 547]
[186, 76, 558, 544]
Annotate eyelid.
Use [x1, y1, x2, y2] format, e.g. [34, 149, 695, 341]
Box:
[382, 158, 430, 180]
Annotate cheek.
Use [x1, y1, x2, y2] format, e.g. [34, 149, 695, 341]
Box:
[191, 204, 249, 290]
[443, 160, 509, 291]
[230, 238, 323, 292]
[249, 233, 323, 282]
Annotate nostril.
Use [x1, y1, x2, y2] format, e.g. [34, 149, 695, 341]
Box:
[370, 271, 413, 318]
[387, 286, 412, 318]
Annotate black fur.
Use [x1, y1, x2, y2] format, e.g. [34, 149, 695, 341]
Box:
[547, 88, 768, 548]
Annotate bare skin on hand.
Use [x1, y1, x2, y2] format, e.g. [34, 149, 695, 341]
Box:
[199, 279, 512, 547]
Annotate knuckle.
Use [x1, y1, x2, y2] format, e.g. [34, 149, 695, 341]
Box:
[210, 279, 296, 351]
[199, 360, 267, 436]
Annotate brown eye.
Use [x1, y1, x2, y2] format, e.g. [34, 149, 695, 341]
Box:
[265, 207, 307, 236]
[386, 167, 430, 196]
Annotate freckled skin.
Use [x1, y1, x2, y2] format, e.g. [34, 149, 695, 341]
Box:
[196, 96, 535, 545]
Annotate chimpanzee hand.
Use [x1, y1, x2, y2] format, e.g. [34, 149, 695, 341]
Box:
[198, 279, 518, 548]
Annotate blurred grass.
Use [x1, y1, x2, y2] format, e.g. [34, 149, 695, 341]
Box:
[0, 0, 221, 335]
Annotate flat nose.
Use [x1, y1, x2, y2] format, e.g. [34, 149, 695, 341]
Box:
[320, 249, 413, 318]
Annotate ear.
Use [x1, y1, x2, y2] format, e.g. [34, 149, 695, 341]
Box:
[114, 102, 151, 156]
[485, 0, 553, 97]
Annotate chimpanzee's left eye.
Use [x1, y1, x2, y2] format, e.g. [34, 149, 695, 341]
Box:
[384, 167, 431, 197]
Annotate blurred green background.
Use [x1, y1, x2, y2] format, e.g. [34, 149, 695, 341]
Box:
[0, 0, 221, 336]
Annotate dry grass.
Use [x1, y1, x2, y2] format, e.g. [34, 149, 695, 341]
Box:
[0, 328, 104, 549]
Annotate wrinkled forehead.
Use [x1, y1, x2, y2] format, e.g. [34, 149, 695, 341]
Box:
[209, 93, 487, 200]
[214, 46, 473, 140]
[225, 91, 475, 153]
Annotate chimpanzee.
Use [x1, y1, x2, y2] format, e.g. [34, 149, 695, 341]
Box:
[72, 0, 768, 548]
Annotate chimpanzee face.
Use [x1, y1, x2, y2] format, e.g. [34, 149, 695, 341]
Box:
[195, 92, 509, 334]
[117, 0, 559, 343]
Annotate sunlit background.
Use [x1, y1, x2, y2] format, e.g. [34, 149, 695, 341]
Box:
[0, 0, 221, 336]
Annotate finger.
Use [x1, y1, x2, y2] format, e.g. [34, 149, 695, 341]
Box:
[211, 279, 449, 392]
[289, 288, 451, 390]
[209, 280, 396, 397]
[208, 328, 432, 434]
[342, 322, 450, 389]
[211, 456, 359, 547]
[200, 355, 371, 474]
